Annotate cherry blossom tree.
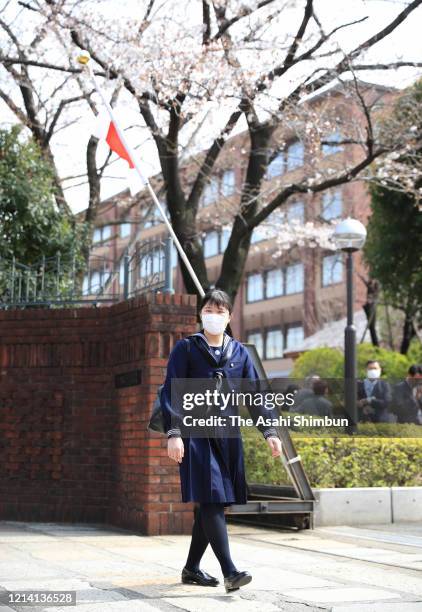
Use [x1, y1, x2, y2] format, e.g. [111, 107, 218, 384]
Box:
[1, 0, 422, 303]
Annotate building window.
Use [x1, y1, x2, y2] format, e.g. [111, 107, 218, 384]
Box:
[85, 268, 110, 293]
[120, 222, 131, 238]
[140, 254, 150, 278]
[93, 225, 112, 244]
[144, 207, 161, 228]
[102, 226, 111, 241]
[322, 253, 343, 286]
[82, 274, 90, 295]
[140, 247, 164, 278]
[287, 201, 305, 223]
[321, 190, 342, 220]
[220, 228, 230, 252]
[285, 262, 304, 294]
[265, 329, 284, 359]
[152, 249, 163, 274]
[322, 130, 343, 155]
[246, 263, 305, 302]
[201, 177, 219, 206]
[286, 324, 304, 350]
[251, 228, 265, 243]
[221, 169, 235, 197]
[266, 151, 284, 179]
[266, 268, 283, 298]
[171, 243, 178, 268]
[119, 259, 125, 286]
[203, 230, 219, 258]
[247, 331, 264, 360]
[246, 272, 264, 302]
[286, 140, 304, 171]
[90, 271, 101, 291]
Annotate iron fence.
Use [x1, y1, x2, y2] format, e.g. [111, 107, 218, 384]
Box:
[0, 237, 174, 309]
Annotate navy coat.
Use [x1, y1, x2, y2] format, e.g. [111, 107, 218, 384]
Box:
[161, 331, 279, 505]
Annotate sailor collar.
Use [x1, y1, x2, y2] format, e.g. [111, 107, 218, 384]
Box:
[190, 331, 233, 366]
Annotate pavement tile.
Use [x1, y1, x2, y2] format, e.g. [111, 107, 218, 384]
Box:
[280, 586, 401, 603]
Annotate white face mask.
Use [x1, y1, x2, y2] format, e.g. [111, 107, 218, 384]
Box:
[367, 368, 381, 380]
[201, 313, 228, 335]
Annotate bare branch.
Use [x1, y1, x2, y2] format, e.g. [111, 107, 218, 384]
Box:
[352, 61, 422, 70]
[213, 0, 277, 41]
[249, 147, 388, 232]
[188, 108, 243, 208]
[45, 91, 94, 143]
[0, 55, 108, 76]
[202, 0, 211, 46]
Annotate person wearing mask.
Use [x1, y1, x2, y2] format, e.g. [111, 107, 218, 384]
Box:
[357, 360, 393, 423]
[160, 288, 282, 593]
[392, 364, 422, 425]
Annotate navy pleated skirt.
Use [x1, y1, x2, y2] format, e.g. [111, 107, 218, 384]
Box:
[179, 435, 248, 506]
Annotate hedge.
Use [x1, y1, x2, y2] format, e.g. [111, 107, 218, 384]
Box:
[243, 429, 422, 488]
[291, 343, 413, 380]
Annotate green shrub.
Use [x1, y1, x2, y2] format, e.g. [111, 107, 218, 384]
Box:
[356, 343, 410, 380]
[408, 338, 422, 364]
[291, 347, 343, 379]
[291, 343, 411, 381]
[243, 428, 422, 488]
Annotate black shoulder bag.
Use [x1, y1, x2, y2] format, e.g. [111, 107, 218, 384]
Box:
[147, 338, 192, 434]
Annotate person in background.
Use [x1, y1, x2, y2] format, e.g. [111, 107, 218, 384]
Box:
[291, 374, 320, 413]
[296, 379, 333, 417]
[357, 360, 393, 423]
[392, 364, 422, 425]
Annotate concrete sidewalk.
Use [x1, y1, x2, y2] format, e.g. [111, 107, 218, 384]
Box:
[1, 520, 422, 612]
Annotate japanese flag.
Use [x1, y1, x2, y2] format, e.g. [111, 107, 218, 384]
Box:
[92, 110, 146, 196]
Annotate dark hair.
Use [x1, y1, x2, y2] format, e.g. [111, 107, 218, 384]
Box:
[366, 360, 380, 367]
[200, 288, 233, 314]
[313, 379, 328, 396]
[408, 364, 422, 376]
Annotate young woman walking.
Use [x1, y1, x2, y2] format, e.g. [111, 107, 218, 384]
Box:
[161, 288, 282, 593]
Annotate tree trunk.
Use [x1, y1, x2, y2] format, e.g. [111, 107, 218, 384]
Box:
[217, 121, 274, 300]
[400, 312, 416, 354]
[362, 279, 380, 346]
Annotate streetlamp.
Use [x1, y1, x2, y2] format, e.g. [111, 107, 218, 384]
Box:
[332, 218, 367, 434]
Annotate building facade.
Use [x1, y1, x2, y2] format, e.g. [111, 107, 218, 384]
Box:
[75, 82, 396, 376]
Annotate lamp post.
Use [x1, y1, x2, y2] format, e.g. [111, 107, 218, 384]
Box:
[332, 218, 367, 435]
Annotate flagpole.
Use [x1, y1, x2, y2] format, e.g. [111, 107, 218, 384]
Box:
[76, 51, 205, 299]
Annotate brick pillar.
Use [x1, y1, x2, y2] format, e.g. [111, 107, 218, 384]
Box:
[0, 292, 197, 535]
[108, 292, 197, 535]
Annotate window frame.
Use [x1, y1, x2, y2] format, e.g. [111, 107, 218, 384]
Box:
[321, 253, 343, 287]
[321, 189, 342, 221]
[285, 262, 304, 295]
[264, 327, 284, 360]
[120, 222, 131, 238]
[246, 329, 265, 360]
[221, 169, 236, 197]
[203, 229, 220, 258]
[266, 150, 285, 179]
[285, 323, 305, 351]
[246, 271, 264, 303]
[286, 140, 305, 171]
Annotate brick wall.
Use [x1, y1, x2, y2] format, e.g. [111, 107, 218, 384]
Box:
[0, 292, 197, 535]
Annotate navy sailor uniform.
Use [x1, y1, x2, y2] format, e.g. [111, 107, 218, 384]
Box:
[161, 331, 280, 506]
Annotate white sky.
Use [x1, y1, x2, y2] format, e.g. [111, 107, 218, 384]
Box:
[1, 0, 421, 214]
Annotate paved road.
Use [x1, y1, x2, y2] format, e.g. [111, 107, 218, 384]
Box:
[0, 520, 422, 611]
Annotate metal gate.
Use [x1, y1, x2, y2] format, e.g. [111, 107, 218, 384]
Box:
[225, 343, 316, 530]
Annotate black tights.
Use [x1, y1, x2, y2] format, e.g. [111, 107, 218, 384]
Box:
[185, 502, 237, 577]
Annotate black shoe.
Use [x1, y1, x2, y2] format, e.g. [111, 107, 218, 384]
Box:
[181, 566, 219, 586]
[224, 570, 252, 593]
